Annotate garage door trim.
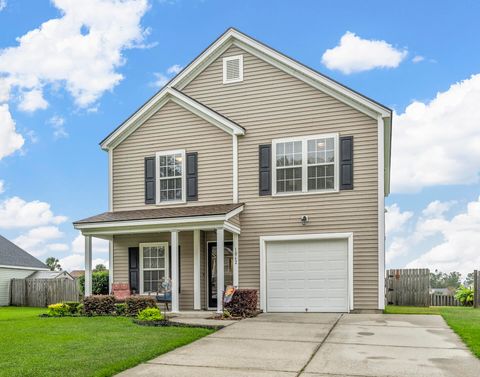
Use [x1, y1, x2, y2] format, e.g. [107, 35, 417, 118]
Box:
[259, 233, 353, 313]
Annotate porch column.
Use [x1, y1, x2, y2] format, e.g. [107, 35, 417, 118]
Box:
[233, 233, 239, 288]
[193, 229, 201, 310]
[108, 237, 113, 294]
[84, 235, 92, 297]
[216, 227, 224, 313]
[171, 231, 180, 313]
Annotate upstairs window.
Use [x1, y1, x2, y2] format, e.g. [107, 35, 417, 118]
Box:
[156, 150, 185, 204]
[272, 134, 338, 195]
[223, 55, 243, 84]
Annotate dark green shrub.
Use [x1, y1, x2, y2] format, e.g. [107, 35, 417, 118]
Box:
[125, 296, 157, 316]
[63, 301, 81, 315]
[115, 303, 126, 316]
[47, 303, 69, 317]
[455, 286, 474, 306]
[79, 271, 110, 295]
[137, 307, 163, 321]
[83, 295, 116, 316]
[224, 289, 258, 318]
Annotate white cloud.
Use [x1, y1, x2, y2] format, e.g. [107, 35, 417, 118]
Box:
[18, 88, 48, 112]
[59, 254, 108, 272]
[167, 64, 182, 75]
[0, 196, 67, 228]
[321, 32, 407, 74]
[422, 200, 455, 218]
[13, 225, 64, 256]
[0, 0, 6, 12]
[48, 115, 68, 139]
[0, 0, 149, 108]
[0, 104, 24, 159]
[71, 232, 109, 254]
[412, 55, 425, 63]
[47, 243, 69, 252]
[406, 196, 480, 275]
[0, 180, 4, 194]
[392, 74, 480, 192]
[385, 203, 413, 236]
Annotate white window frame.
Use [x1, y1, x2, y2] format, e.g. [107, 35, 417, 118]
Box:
[272, 133, 339, 196]
[139, 242, 169, 294]
[223, 55, 244, 84]
[155, 149, 186, 205]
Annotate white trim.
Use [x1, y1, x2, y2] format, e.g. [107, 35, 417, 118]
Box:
[84, 235, 92, 297]
[170, 232, 179, 313]
[101, 87, 244, 150]
[108, 238, 113, 293]
[193, 229, 201, 310]
[139, 242, 169, 295]
[108, 149, 113, 211]
[233, 233, 239, 288]
[272, 133, 339, 196]
[377, 116, 386, 310]
[232, 135, 238, 203]
[0, 264, 49, 271]
[259, 232, 354, 313]
[155, 149, 186, 206]
[225, 205, 243, 220]
[223, 222, 241, 235]
[223, 54, 244, 84]
[216, 227, 225, 313]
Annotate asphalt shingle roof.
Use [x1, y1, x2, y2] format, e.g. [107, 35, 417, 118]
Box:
[0, 235, 48, 269]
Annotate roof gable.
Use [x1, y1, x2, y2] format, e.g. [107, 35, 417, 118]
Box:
[0, 235, 48, 270]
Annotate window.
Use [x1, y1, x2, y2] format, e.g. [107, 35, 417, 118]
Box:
[272, 134, 338, 195]
[156, 150, 185, 204]
[223, 55, 243, 84]
[140, 242, 168, 294]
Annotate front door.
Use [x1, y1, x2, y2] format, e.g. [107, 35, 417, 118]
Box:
[208, 241, 234, 308]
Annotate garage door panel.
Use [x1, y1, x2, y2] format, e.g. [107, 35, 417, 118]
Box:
[266, 238, 348, 313]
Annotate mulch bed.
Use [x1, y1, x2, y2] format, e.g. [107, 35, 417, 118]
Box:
[132, 319, 224, 330]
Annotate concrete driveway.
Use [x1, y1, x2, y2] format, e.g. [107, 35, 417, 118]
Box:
[117, 312, 480, 377]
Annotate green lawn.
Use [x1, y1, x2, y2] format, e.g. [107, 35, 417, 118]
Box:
[385, 306, 480, 358]
[0, 307, 214, 377]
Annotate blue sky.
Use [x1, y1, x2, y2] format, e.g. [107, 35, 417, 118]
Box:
[0, 0, 479, 274]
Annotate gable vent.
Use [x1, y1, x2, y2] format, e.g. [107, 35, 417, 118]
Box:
[223, 55, 243, 84]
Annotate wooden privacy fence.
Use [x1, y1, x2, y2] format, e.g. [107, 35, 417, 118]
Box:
[430, 294, 460, 306]
[386, 268, 430, 307]
[10, 278, 81, 307]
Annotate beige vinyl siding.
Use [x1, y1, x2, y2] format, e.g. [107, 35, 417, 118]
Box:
[183, 45, 379, 309]
[112, 100, 233, 211]
[226, 213, 241, 228]
[0, 267, 36, 306]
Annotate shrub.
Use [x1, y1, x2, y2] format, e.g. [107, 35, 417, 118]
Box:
[455, 286, 474, 306]
[47, 303, 69, 317]
[114, 303, 126, 316]
[125, 296, 157, 317]
[224, 289, 258, 318]
[79, 271, 110, 295]
[63, 301, 81, 315]
[137, 307, 164, 321]
[83, 295, 116, 316]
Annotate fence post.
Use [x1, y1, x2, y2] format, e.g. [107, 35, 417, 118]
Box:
[474, 270, 478, 309]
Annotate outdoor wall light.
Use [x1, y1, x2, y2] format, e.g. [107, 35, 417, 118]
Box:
[301, 215, 309, 226]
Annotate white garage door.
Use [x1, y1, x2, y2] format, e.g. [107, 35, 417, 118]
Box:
[266, 238, 349, 312]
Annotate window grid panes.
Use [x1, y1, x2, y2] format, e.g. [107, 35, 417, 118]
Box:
[307, 138, 335, 191]
[275, 141, 302, 193]
[159, 153, 183, 202]
[142, 245, 166, 293]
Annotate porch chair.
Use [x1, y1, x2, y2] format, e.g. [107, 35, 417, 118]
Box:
[111, 283, 131, 300]
[155, 277, 172, 311]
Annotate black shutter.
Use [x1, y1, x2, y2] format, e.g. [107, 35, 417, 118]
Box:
[186, 152, 198, 201]
[128, 247, 140, 294]
[145, 157, 155, 204]
[259, 144, 271, 196]
[340, 136, 354, 190]
[168, 246, 181, 293]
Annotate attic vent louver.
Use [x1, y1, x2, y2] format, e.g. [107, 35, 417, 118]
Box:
[223, 55, 243, 84]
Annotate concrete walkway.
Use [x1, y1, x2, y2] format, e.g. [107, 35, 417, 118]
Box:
[117, 312, 480, 377]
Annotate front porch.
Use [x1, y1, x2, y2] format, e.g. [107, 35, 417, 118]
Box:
[73, 203, 243, 313]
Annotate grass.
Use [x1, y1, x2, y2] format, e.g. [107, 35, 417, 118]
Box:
[0, 307, 214, 377]
[385, 305, 480, 358]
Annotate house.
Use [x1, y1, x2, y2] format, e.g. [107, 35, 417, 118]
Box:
[70, 270, 85, 279]
[74, 28, 392, 314]
[28, 270, 74, 280]
[0, 235, 49, 306]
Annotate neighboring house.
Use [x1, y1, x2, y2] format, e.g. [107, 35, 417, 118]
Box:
[28, 270, 74, 280]
[430, 288, 456, 296]
[0, 235, 49, 306]
[70, 270, 85, 279]
[74, 28, 392, 314]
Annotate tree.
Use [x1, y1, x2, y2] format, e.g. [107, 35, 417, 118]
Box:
[79, 271, 109, 295]
[45, 257, 61, 271]
[464, 272, 475, 288]
[94, 264, 107, 272]
[429, 270, 462, 289]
